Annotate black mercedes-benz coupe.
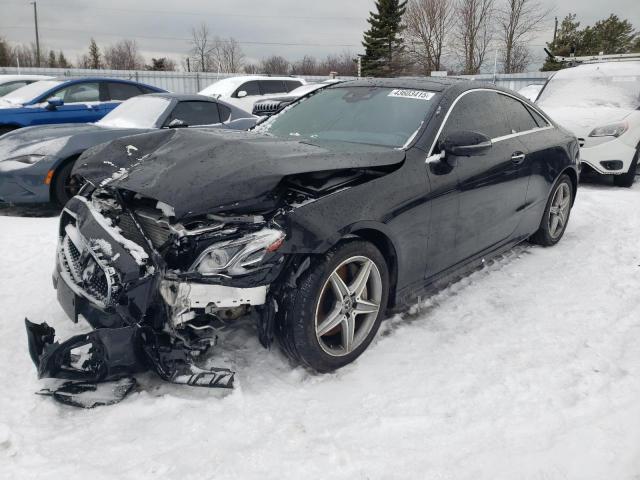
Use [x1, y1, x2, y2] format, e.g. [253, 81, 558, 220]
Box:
[27, 78, 579, 396]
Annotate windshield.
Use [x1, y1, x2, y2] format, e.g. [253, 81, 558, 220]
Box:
[538, 66, 640, 110]
[258, 86, 437, 148]
[2, 80, 63, 104]
[96, 96, 171, 129]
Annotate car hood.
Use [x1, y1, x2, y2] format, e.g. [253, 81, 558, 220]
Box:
[74, 128, 406, 219]
[539, 105, 633, 137]
[0, 123, 146, 159]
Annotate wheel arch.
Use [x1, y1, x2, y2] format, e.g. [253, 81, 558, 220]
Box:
[559, 166, 578, 205]
[49, 152, 83, 203]
[344, 226, 400, 310]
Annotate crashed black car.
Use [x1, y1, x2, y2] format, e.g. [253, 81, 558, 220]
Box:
[27, 78, 580, 399]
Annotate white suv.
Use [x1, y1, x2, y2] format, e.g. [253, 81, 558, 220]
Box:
[537, 61, 640, 187]
[199, 76, 306, 112]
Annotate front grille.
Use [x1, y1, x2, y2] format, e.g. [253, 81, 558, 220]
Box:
[252, 102, 281, 115]
[59, 225, 119, 307]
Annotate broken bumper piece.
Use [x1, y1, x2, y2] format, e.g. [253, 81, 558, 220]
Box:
[25, 318, 234, 407]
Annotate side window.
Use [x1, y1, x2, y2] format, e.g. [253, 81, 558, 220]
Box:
[497, 94, 539, 133]
[234, 81, 260, 97]
[51, 82, 100, 103]
[107, 82, 144, 101]
[260, 80, 286, 94]
[284, 80, 303, 92]
[139, 86, 158, 94]
[525, 105, 550, 128]
[440, 91, 510, 141]
[218, 104, 232, 122]
[166, 101, 221, 126]
[0, 81, 28, 96]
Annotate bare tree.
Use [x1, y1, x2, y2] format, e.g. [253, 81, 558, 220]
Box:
[291, 55, 318, 75]
[455, 0, 495, 74]
[214, 37, 245, 73]
[404, 0, 454, 74]
[261, 55, 290, 75]
[497, 0, 550, 73]
[318, 52, 358, 76]
[243, 62, 261, 74]
[104, 39, 144, 70]
[189, 23, 215, 72]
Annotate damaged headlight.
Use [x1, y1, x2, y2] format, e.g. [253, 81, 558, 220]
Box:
[192, 228, 285, 276]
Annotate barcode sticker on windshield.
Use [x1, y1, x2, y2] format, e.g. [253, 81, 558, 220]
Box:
[388, 89, 435, 100]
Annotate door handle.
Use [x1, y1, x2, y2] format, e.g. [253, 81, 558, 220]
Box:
[511, 152, 526, 164]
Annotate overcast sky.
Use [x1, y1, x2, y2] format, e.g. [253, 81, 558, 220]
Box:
[1, 0, 639, 70]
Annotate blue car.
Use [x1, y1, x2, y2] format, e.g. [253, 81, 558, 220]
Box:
[0, 77, 165, 135]
[0, 93, 257, 205]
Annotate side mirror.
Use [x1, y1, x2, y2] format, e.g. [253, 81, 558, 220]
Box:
[167, 118, 188, 128]
[438, 131, 492, 162]
[47, 97, 64, 109]
[237, 90, 248, 98]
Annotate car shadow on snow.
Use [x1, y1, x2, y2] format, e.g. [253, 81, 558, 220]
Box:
[0, 203, 61, 218]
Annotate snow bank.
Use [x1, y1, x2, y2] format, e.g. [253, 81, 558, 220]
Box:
[1, 182, 640, 479]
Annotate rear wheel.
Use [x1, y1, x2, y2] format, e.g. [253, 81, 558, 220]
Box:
[52, 160, 82, 206]
[613, 149, 638, 188]
[529, 174, 574, 247]
[276, 240, 389, 372]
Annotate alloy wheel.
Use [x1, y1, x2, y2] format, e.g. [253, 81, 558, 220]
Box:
[548, 182, 571, 239]
[314, 256, 383, 357]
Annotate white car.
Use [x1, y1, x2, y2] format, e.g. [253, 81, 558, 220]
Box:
[517, 84, 543, 102]
[537, 61, 640, 187]
[0, 75, 54, 97]
[199, 75, 306, 112]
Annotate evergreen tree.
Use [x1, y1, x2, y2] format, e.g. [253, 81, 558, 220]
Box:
[88, 38, 101, 69]
[542, 13, 638, 71]
[47, 50, 57, 68]
[57, 51, 71, 68]
[0, 37, 10, 67]
[361, 0, 407, 77]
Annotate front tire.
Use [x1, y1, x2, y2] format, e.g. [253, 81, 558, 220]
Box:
[52, 160, 82, 206]
[529, 174, 574, 247]
[276, 240, 389, 372]
[613, 149, 638, 188]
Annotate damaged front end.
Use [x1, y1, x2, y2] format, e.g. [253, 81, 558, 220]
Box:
[26, 187, 289, 405]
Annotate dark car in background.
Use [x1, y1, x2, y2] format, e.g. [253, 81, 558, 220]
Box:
[0, 77, 165, 135]
[27, 79, 579, 393]
[0, 93, 256, 206]
[252, 80, 342, 117]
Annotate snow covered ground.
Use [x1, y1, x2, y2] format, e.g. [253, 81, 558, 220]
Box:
[1, 180, 639, 480]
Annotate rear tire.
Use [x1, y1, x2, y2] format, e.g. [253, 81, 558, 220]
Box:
[529, 174, 574, 247]
[613, 149, 638, 188]
[52, 160, 82, 206]
[276, 240, 389, 373]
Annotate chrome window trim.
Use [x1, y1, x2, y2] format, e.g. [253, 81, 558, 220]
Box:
[427, 88, 555, 157]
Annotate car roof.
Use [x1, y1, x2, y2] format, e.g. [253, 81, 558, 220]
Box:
[552, 60, 640, 79]
[143, 92, 251, 116]
[0, 74, 54, 83]
[49, 76, 165, 91]
[331, 77, 465, 92]
[199, 75, 306, 95]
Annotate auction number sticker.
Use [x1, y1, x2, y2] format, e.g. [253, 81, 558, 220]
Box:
[388, 89, 435, 100]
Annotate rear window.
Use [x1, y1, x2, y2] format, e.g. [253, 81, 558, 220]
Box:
[107, 82, 143, 101]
